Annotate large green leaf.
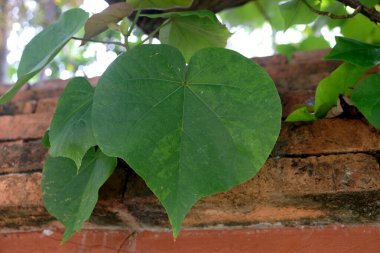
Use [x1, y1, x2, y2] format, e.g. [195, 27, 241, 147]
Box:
[351, 74, 380, 129]
[128, 0, 192, 9]
[49, 77, 96, 168]
[314, 63, 369, 117]
[0, 8, 89, 105]
[325, 37, 380, 67]
[144, 10, 231, 61]
[42, 148, 117, 243]
[92, 45, 282, 237]
[83, 2, 133, 43]
[279, 0, 319, 29]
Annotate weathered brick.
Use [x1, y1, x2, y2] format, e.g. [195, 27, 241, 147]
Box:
[0, 100, 36, 115]
[0, 113, 52, 141]
[280, 90, 314, 116]
[274, 119, 380, 156]
[124, 153, 380, 228]
[0, 172, 42, 207]
[35, 98, 58, 114]
[0, 141, 47, 174]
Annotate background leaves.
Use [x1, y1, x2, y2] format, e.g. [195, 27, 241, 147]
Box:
[0, 8, 88, 104]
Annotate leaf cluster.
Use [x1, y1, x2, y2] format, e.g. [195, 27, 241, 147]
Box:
[0, 0, 379, 243]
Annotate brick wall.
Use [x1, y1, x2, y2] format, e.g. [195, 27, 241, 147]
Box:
[1, 50, 379, 253]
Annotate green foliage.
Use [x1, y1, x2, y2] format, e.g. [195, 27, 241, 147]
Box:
[42, 148, 117, 242]
[351, 74, 380, 129]
[5, 0, 380, 245]
[359, 0, 379, 7]
[279, 0, 319, 29]
[49, 77, 96, 168]
[143, 10, 231, 61]
[0, 8, 88, 104]
[325, 37, 380, 66]
[92, 44, 281, 237]
[128, 0, 193, 9]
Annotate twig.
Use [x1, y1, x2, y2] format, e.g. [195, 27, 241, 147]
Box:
[71, 36, 127, 48]
[301, 0, 362, 19]
[124, 0, 144, 49]
[337, 0, 380, 23]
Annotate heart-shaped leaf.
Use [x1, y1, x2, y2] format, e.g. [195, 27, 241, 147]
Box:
[42, 148, 117, 243]
[0, 8, 89, 104]
[128, 0, 193, 9]
[351, 74, 380, 129]
[325, 36, 380, 67]
[92, 45, 281, 236]
[83, 2, 133, 43]
[49, 77, 96, 168]
[143, 10, 231, 61]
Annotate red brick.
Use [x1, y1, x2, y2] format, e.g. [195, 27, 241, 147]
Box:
[124, 153, 380, 228]
[275, 119, 380, 156]
[0, 172, 42, 207]
[0, 113, 52, 141]
[0, 229, 133, 253]
[135, 226, 380, 253]
[280, 90, 315, 116]
[0, 100, 36, 115]
[34, 98, 58, 114]
[0, 141, 47, 174]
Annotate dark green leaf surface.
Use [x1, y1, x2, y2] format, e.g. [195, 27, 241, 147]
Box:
[144, 10, 231, 61]
[325, 37, 380, 67]
[359, 0, 379, 7]
[42, 148, 117, 243]
[128, 0, 192, 9]
[0, 8, 89, 104]
[351, 74, 380, 129]
[41, 129, 50, 149]
[92, 45, 281, 237]
[49, 77, 96, 168]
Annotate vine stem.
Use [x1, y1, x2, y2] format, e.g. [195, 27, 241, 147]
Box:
[139, 20, 170, 45]
[124, 0, 144, 49]
[301, 0, 362, 19]
[71, 36, 127, 48]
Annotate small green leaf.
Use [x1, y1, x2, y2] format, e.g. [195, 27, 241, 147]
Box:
[92, 44, 282, 237]
[49, 77, 96, 168]
[314, 62, 369, 117]
[41, 129, 50, 149]
[128, 0, 192, 9]
[83, 2, 133, 43]
[325, 36, 380, 67]
[42, 148, 117, 243]
[279, 0, 319, 29]
[351, 74, 380, 129]
[286, 105, 317, 122]
[144, 10, 231, 62]
[0, 8, 89, 105]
